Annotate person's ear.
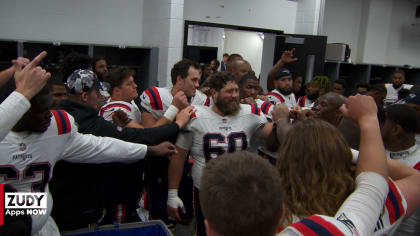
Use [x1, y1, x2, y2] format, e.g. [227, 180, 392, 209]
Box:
[81, 92, 89, 103]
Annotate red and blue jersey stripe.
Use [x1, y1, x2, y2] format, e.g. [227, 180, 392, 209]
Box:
[250, 104, 261, 116]
[260, 101, 273, 115]
[385, 179, 405, 224]
[290, 215, 345, 236]
[99, 103, 132, 117]
[265, 92, 285, 103]
[144, 87, 163, 110]
[51, 110, 71, 135]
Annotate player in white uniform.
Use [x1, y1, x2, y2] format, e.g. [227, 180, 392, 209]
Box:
[0, 86, 177, 236]
[384, 70, 413, 106]
[382, 104, 420, 235]
[167, 72, 275, 236]
[139, 59, 211, 223]
[200, 94, 418, 236]
[99, 67, 142, 127]
[266, 68, 297, 108]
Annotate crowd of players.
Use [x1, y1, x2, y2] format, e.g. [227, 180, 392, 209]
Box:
[0, 48, 420, 236]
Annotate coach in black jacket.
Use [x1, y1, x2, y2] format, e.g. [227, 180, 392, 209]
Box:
[49, 70, 189, 230]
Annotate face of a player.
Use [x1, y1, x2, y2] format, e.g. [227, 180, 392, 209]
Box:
[22, 93, 53, 133]
[119, 76, 138, 102]
[181, 67, 201, 98]
[232, 63, 250, 81]
[95, 59, 108, 77]
[85, 89, 101, 111]
[392, 73, 405, 89]
[306, 84, 320, 101]
[332, 83, 345, 95]
[51, 85, 67, 107]
[240, 79, 260, 100]
[293, 77, 302, 93]
[312, 96, 336, 124]
[275, 76, 293, 95]
[204, 66, 212, 77]
[215, 81, 240, 115]
[210, 61, 217, 70]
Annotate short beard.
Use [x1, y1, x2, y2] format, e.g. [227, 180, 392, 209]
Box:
[277, 88, 292, 96]
[215, 96, 240, 116]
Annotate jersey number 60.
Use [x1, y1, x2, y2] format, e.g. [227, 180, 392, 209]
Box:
[203, 132, 247, 161]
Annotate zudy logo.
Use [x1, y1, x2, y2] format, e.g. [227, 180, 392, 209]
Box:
[0, 184, 47, 225]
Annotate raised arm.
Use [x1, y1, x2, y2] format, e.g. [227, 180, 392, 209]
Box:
[267, 48, 297, 91]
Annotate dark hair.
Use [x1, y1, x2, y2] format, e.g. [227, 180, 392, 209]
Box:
[208, 72, 236, 92]
[238, 73, 258, 86]
[292, 72, 302, 81]
[91, 57, 106, 72]
[200, 151, 283, 236]
[211, 59, 220, 68]
[223, 53, 229, 57]
[356, 82, 371, 90]
[385, 104, 418, 133]
[393, 69, 406, 77]
[104, 67, 135, 96]
[334, 79, 347, 89]
[170, 59, 200, 85]
[227, 53, 243, 63]
[59, 52, 92, 82]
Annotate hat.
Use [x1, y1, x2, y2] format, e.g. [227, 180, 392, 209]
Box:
[404, 90, 420, 105]
[65, 69, 107, 95]
[274, 68, 292, 80]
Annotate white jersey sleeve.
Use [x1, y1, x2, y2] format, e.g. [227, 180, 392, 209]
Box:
[0, 92, 31, 141]
[59, 111, 148, 163]
[256, 99, 274, 120]
[280, 172, 389, 236]
[140, 87, 166, 119]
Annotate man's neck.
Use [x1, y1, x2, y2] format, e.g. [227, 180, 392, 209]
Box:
[171, 86, 181, 97]
[110, 96, 130, 103]
[387, 135, 416, 152]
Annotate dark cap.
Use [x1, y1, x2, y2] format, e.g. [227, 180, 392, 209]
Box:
[274, 68, 292, 80]
[65, 69, 106, 95]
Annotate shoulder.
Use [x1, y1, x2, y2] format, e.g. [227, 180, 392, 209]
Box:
[240, 103, 262, 116]
[140, 86, 168, 111]
[284, 215, 354, 236]
[50, 110, 77, 135]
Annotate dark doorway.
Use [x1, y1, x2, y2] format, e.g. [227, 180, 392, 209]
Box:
[184, 46, 218, 64]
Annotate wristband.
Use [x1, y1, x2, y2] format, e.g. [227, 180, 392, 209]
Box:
[164, 105, 180, 121]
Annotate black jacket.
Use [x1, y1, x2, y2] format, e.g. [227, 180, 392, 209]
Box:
[50, 99, 179, 230]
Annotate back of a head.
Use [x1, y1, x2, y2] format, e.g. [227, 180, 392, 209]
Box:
[334, 79, 347, 89]
[200, 152, 283, 236]
[312, 76, 330, 94]
[370, 84, 386, 94]
[277, 119, 354, 222]
[60, 52, 92, 82]
[227, 53, 243, 63]
[207, 72, 236, 92]
[385, 104, 418, 134]
[170, 59, 200, 85]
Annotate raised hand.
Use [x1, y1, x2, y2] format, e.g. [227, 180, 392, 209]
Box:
[14, 51, 51, 100]
[280, 48, 298, 64]
[171, 91, 189, 110]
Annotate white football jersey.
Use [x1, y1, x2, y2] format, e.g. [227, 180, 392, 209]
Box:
[384, 83, 413, 105]
[288, 178, 407, 236]
[0, 110, 148, 235]
[140, 87, 212, 120]
[297, 96, 314, 108]
[99, 99, 142, 124]
[266, 90, 297, 108]
[176, 104, 267, 189]
[278, 172, 390, 236]
[388, 143, 420, 235]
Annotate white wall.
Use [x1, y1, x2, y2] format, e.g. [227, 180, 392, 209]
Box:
[183, 0, 298, 33]
[259, 33, 276, 93]
[295, 0, 322, 35]
[384, 0, 420, 67]
[224, 30, 264, 77]
[187, 26, 225, 61]
[143, 0, 185, 86]
[0, 0, 143, 45]
[323, 0, 420, 67]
